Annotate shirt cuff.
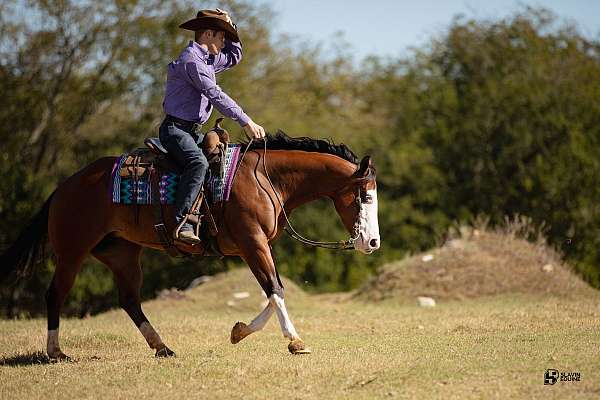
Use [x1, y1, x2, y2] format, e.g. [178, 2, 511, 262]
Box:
[237, 113, 251, 127]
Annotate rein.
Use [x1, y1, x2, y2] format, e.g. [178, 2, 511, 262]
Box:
[231, 136, 361, 250]
[259, 138, 360, 250]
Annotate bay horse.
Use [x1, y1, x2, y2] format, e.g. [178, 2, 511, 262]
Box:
[1, 132, 380, 360]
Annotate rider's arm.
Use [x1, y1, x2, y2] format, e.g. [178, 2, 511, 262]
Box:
[213, 39, 243, 74]
[185, 62, 250, 126]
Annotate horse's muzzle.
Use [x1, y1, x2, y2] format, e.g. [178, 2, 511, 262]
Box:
[355, 235, 380, 254]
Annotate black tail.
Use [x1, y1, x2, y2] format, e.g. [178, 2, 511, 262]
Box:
[0, 193, 54, 282]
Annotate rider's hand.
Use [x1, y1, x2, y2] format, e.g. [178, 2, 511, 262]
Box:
[216, 8, 232, 25]
[243, 120, 266, 139]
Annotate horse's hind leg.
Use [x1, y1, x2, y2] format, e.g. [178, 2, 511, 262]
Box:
[91, 237, 175, 358]
[45, 256, 85, 360]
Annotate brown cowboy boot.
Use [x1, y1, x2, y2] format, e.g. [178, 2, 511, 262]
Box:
[174, 229, 201, 245]
[173, 189, 204, 245]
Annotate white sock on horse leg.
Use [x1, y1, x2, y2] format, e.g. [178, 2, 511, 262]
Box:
[270, 294, 300, 340]
[247, 301, 275, 332]
[47, 329, 61, 355]
[138, 322, 165, 349]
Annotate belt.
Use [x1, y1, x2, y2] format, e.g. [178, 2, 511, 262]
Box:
[164, 115, 202, 134]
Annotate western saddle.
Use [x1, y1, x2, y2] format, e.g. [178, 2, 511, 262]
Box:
[120, 118, 230, 256]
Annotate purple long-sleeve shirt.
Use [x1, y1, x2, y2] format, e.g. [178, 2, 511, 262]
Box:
[162, 40, 250, 126]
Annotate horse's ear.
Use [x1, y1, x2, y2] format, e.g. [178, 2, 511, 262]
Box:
[357, 155, 372, 177]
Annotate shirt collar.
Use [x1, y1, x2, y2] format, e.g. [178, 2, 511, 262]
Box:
[189, 40, 210, 62]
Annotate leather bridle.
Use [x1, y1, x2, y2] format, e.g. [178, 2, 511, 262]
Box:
[258, 138, 370, 250]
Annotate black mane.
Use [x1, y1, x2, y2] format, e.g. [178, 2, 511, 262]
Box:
[245, 130, 358, 164]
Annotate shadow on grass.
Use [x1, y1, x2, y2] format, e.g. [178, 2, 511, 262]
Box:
[0, 351, 50, 366]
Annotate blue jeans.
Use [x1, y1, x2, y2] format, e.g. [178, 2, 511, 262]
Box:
[159, 120, 208, 232]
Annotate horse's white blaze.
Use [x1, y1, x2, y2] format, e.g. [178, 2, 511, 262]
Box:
[270, 294, 299, 340]
[47, 329, 60, 355]
[139, 321, 164, 349]
[355, 188, 380, 254]
[247, 301, 275, 332]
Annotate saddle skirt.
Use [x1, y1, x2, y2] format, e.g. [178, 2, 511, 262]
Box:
[111, 143, 242, 205]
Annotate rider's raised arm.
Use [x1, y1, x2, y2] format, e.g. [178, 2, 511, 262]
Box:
[213, 39, 243, 74]
[184, 62, 250, 126]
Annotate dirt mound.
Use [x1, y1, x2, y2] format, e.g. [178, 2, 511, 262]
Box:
[355, 227, 595, 302]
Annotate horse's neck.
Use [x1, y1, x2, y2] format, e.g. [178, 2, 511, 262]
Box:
[268, 152, 355, 210]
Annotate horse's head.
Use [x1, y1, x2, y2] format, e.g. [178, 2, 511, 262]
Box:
[332, 155, 380, 254]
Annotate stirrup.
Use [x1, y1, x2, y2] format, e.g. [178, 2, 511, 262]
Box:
[172, 190, 205, 243]
[173, 229, 201, 245]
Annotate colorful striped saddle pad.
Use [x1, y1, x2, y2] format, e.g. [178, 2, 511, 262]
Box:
[111, 144, 242, 205]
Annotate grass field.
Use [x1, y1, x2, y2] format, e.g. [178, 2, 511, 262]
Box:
[1, 268, 599, 400]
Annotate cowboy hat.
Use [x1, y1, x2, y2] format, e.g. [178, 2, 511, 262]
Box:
[179, 8, 240, 42]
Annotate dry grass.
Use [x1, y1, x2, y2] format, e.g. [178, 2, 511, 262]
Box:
[1, 243, 600, 399]
[355, 224, 592, 302]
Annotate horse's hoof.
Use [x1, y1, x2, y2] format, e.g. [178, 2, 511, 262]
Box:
[155, 346, 176, 358]
[48, 351, 71, 362]
[288, 339, 311, 355]
[230, 321, 251, 344]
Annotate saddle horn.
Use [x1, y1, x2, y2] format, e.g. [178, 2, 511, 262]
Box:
[212, 117, 229, 143]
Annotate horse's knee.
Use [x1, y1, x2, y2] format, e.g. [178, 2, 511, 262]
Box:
[263, 278, 284, 298]
[118, 292, 137, 311]
[272, 285, 284, 298]
[118, 295, 129, 310]
[118, 291, 146, 326]
[45, 273, 73, 305]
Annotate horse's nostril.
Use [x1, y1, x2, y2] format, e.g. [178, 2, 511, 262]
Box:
[369, 239, 379, 248]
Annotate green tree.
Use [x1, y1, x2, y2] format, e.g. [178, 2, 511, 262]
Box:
[374, 8, 600, 284]
[0, 0, 388, 316]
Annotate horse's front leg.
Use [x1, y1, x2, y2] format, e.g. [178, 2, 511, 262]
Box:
[232, 238, 310, 354]
[230, 300, 274, 343]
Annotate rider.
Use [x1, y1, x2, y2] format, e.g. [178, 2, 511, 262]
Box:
[160, 8, 266, 244]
